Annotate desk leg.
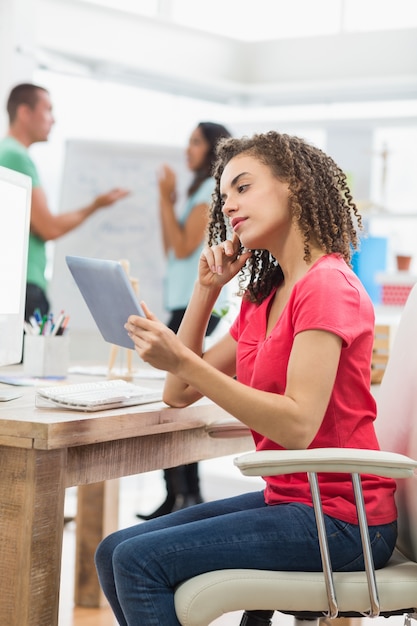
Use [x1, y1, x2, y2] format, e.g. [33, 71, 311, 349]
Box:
[75, 479, 119, 607]
[0, 445, 66, 626]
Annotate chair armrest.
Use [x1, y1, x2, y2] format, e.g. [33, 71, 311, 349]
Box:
[234, 448, 417, 479]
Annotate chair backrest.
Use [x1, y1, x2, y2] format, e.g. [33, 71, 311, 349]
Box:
[374, 283, 417, 561]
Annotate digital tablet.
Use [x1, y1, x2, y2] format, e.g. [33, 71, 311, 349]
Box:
[66, 255, 145, 349]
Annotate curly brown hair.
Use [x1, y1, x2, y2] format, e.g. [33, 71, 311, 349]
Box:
[208, 131, 362, 303]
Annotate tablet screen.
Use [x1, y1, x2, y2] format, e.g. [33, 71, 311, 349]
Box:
[66, 255, 145, 349]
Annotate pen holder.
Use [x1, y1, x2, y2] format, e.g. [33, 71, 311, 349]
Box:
[23, 335, 70, 378]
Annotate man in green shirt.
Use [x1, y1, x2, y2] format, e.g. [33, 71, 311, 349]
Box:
[0, 83, 129, 320]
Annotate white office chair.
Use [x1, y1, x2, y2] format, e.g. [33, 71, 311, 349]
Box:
[174, 283, 417, 626]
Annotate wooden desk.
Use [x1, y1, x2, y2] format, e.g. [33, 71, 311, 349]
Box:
[0, 382, 253, 626]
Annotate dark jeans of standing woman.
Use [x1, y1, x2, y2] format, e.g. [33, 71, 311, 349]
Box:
[136, 307, 220, 520]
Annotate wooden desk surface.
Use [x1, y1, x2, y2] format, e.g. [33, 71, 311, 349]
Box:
[0, 371, 253, 625]
[0, 384, 231, 451]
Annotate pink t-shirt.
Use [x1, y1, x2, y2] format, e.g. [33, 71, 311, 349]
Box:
[230, 254, 397, 525]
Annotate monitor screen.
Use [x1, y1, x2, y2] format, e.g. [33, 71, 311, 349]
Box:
[0, 165, 31, 367]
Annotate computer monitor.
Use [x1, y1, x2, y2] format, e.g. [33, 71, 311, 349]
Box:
[0, 165, 31, 367]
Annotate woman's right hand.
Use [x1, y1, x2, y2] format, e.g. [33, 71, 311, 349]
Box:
[158, 164, 176, 202]
[199, 233, 252, 288]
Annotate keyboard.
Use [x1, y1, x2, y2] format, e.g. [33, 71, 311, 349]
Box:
[36, 379, 163, 412]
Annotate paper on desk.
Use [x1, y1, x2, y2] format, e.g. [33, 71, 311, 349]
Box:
[68, 365, 166, 379]
[0, 375, 66, 386]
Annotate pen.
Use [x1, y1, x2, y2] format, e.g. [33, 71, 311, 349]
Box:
[51, 312, 66, 336]
[34, 308, 42, 324]
[41, 319, 52, 335]
[39, 314, 48, 335]
[23, 321, 38, 335]
[29, 315, 40, 333]
[56, 315, 70, 335]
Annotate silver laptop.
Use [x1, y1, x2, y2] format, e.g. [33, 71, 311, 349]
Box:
[66, 255, 145, 349]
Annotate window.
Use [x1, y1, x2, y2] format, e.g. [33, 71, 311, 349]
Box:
[77, 0, 159, 18]
[75, 0, 417, 40]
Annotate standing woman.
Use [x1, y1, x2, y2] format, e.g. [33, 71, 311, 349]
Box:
[136, 121, 231, 520]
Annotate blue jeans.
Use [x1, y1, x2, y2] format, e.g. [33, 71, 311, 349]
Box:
[95, 490, 397, 626]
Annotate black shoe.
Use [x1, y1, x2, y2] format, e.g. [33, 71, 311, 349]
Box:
[172, 493, 203, 512]
[136, 492, 204, 521]
[135, 495, 176, 521]
[239, 610, 274, 626]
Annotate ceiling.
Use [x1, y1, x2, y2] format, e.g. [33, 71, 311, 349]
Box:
[31, 0, 417, 107]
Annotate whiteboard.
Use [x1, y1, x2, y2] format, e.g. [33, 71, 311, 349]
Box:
[49, 140, 190, 331]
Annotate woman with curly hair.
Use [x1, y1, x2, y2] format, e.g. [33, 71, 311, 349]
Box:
[95, 132, 397, 626]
